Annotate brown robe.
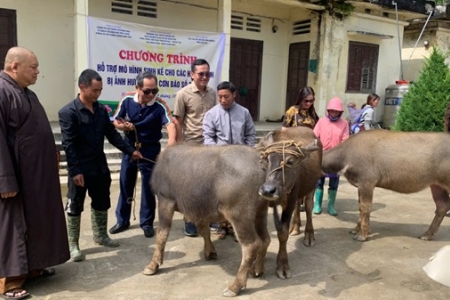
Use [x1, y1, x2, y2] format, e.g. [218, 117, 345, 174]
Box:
[0, 71, 69, 278]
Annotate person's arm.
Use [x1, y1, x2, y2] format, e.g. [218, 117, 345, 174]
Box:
[281, 107, 295, 128]
[166, 123, 176, 146]
[103, 112, 136, 155]
[59, 109, 83, 178]
[244, 110, 256, 146]
[342, 121, 350, 141]
[363, 109, 373, 130]
[112, 97, 134, 131]
[173, 91, 185, 142]
[202, 111, 217, 145]
[174, 116, 183, 142]
[155, 99, 177, 146]
[313, 119, 321, 138]
[0, 90, 18, 197]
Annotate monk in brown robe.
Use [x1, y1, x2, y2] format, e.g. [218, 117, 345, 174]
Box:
[0, 47, 70, 299]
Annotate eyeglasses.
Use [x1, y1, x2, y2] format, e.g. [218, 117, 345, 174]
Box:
[195, 72, 211, 78]
[141, 88, 159, 95]
[304, 99, 315, 104]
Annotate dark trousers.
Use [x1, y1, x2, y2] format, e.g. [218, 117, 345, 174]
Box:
[115, 145, 159, 229]
[316, 176, 340, 191]
[66, 172, 112, 216]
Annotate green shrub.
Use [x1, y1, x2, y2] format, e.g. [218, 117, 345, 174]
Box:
[393, 47, 450, 132]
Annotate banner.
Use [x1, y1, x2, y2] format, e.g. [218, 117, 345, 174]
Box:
[87, 17, 225, 117]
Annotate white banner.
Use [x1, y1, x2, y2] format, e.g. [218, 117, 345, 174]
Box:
[87, 17, 225, 116]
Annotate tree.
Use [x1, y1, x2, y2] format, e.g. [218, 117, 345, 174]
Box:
[393, 47, 450, 132]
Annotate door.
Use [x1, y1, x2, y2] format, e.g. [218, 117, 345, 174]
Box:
[286, 42, 310, 109]
[229, 38, 263, 121]
[0, 8, 17, 70]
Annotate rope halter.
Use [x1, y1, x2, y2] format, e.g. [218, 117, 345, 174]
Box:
[258, 140, 307, 187]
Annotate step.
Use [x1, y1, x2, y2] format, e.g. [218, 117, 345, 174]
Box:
[53, 121, 282, 181]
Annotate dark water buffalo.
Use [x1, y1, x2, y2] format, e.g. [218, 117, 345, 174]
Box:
[322, 130, 450, 242]
[258, 126, 322, 278]
[144, 133, 320, 297]
[143, 144, 268, 297]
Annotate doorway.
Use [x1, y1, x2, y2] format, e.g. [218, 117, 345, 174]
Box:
[229, 38, 263, 121]
[0, 8, 17, 70]
[286, 42, 310, 109]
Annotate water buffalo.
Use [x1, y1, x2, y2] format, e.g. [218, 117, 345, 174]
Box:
[257, 126, 322, 278]
[322, 130, 450, 242]
[144, 133, 319, 297]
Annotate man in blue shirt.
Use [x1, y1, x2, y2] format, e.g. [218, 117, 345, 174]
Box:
[109, 72, 176, 238]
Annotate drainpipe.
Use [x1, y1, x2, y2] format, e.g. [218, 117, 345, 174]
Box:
[394, 1, 404, 80]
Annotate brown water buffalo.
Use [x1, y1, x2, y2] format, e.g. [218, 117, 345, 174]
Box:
[322, 130, 450, 242]
[144, 136, 319, 297]
[257, 126, 322, 278]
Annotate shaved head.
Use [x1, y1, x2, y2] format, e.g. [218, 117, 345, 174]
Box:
[4, 46, 35, 71]
[3, 46, 39, 88]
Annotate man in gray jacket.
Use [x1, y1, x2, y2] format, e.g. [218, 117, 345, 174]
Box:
[203, 81, 255, 146]
[202, 81, 256, 240]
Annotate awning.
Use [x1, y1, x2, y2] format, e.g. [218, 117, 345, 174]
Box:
[347, 30, 394, 39]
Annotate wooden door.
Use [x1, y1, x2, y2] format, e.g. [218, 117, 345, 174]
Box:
[286, 42, 310, 109]
[229, 38, 263, 121]
[0, 9, 17, 70]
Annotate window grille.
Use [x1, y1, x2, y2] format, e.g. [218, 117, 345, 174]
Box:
[346, 42, 379, 93]
[292, 20, 311, 36]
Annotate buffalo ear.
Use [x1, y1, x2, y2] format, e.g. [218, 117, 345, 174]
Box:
[302, 139, 321, 154]
[259, 131, 274, 147]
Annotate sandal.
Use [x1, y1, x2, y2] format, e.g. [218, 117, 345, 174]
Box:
[216, 228, 227, 240]
[2, 289, 30, 300]
[39, 267, 56, 278]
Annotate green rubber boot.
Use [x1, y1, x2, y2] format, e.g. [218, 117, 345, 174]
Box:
[328, 189, 338, 216]
[67, 215, 85, 262]
[313, 188, 323, 215]
[91, 209, 119, 247]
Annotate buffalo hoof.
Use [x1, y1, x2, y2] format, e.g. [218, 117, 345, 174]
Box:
[249, 266, 265, 278]
[276, 269, 292, 279]
[222, 288, 238, 297]
[349, 229, 358, 235]
[142, 266, 158, 276]
[418, 234, 433, 241]
[303, 238, 315, 247]
[352, 234, 367, 242]
[205, 252, 218, 260]
[289, 227, 301, 236]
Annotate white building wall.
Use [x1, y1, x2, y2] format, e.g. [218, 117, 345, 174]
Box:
[231, 1, 293, 121]
[2, 0, 410, 123]
[403, 25, 450, 82]
[317, 13, 408, 123]
[1, 0, 75, 121]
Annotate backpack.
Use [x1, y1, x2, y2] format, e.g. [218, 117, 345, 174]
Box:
[349, 106, 370, 134]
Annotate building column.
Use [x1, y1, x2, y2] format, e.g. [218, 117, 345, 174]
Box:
[74, 0, 89, 90]
[315, 14, 346, 115]
[217, 0, 231, 82]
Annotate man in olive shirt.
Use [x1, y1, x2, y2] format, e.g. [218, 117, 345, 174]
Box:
[173, 58, 216, 236]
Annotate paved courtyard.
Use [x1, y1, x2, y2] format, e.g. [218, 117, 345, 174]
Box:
[24, 179, 450, 300]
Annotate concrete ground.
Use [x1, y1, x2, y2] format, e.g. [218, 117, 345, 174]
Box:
[24, 179, 450, 300]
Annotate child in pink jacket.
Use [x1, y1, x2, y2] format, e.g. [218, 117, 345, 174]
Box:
[313, 97, 349, 215]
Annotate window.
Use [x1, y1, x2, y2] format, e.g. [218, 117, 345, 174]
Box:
[111, 0, 157, 18]
[346, 42, 379, 93]
[292, 20, 311, 36]
[231, 14, 261, 33]
[0, 8, 17, 70]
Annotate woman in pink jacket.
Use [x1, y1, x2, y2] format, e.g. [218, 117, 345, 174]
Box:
[313, 97, 349, 215]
